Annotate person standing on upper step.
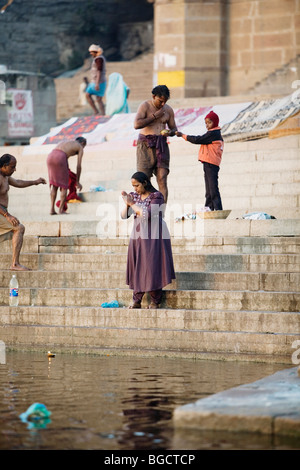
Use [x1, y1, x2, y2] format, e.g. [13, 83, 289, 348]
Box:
[134, 85, 178, 204]
[176, 111, 224, 211]
[0, 153, 46, 271]
[85, 44, 107, 115]
[46, 137, 86, 215]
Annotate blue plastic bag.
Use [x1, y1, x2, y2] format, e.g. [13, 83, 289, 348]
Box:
[19, 403, 52, 429]
[101, 300, 119, 308]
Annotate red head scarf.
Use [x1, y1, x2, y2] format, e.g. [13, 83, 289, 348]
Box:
[205, 111, 219, 128]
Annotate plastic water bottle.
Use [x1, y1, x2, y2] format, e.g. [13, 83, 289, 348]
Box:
[9, 274, 19, 307]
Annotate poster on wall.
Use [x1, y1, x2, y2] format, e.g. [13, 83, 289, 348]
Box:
[6, 88, 34, 137]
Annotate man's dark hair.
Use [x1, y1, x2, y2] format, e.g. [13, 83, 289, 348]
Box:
[76, 136, 87, 146]
[0, 154, 13, 168]
[151, 85, 170, 101]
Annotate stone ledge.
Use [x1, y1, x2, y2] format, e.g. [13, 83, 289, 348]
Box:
[13, 218, 300, 238]
[173, 367, 300, 437]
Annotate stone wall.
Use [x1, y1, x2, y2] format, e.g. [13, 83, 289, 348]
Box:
[0, 0, 154, 76]
[153, 0, 300, 98]
[228, 0, 300, 95]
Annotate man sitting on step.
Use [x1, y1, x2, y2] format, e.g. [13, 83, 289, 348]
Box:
[0, 153, 46, 271]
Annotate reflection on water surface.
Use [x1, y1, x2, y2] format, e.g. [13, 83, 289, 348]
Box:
[0, 351, 298, 450]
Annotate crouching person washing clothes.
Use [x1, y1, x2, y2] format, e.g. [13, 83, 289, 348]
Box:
[121, 172, 176, 309]
[176, 111, 224, 211]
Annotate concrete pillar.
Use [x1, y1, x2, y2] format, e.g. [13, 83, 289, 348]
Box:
[153, 0, 228, 99]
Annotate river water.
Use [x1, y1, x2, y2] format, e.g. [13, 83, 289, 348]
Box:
[0, 351, 298, 451]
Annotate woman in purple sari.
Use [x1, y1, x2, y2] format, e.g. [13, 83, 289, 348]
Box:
[121, 172, 175, 309]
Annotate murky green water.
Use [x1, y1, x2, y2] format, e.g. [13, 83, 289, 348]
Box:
[0, 351, 298, 450]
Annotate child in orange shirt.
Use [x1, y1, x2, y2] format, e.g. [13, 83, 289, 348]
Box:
[176, 111, 224, 211]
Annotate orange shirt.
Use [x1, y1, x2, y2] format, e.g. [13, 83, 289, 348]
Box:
[182, 127, 224, 167]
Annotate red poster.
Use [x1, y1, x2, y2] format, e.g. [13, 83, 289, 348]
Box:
[7, 88, 34, 137]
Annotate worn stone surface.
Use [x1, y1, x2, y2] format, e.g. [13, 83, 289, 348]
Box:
[0, 0, 153, 75]
[0, 134, 299, 365]
[173, 367, 300, 436]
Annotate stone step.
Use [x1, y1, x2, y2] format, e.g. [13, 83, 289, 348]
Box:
[2, 305, 298, 335]
[11, 139, 300, 165]
[7, 199, 299, 222]
[9, 192, 299, 219]
[28, 195, 299, 219]
[8, 178, 300, 206]
[1, 269, 300, 292]
[2, 234, 299, 256]
[7, 190, 300, 222]
[11, 154, 299, 185]
[7, 218, 298, 239]
[0, 306, 298, 362]
[11, 153, 300, 181]
[55, 53, 154, 119]
[173, 367, 300, 433]
[1, 286, 299, 311]
[36, 235, 300, 255]
[1, 252, 300, 273]
[9, 135, 300, 165]
[8, 173, 300, 213]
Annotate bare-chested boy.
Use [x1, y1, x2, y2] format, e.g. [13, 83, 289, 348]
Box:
[134, 85, 177, 203]
[0, 154, 46, 271]
[46, 136, 87, 215]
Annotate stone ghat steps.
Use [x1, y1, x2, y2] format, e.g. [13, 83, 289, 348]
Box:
[7, 194, 300, 224]
[2, 218, 299, 240]
[6, 134, 300, 218]
[6, 203, 299, 223]
[0, 306, 298, 363]
[2, 251, 300, 272]
[55, 53, 154, 102]
[9, 144, 300, 181]
[2, 305, 298, 335]
[1, 269, 300, 292]
[1, 285, 300, 312]
[1, 233, 299, 362]
[8, 195, 293, 220]
[7, 188, 300, 221]
[27, 235, 300, 255]
[8, 177, 300, 204]
[9, 150, 300, 183]
[2, 235, 300, 255]
[12, 135, 300, 164]
[7, 132, 300, 169]
[55, 53, 154, 120]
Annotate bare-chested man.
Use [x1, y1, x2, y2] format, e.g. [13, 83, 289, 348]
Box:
[46, 136, 87, 215]
[0, 154, 46, 271]
[134, 85, 177, 204]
